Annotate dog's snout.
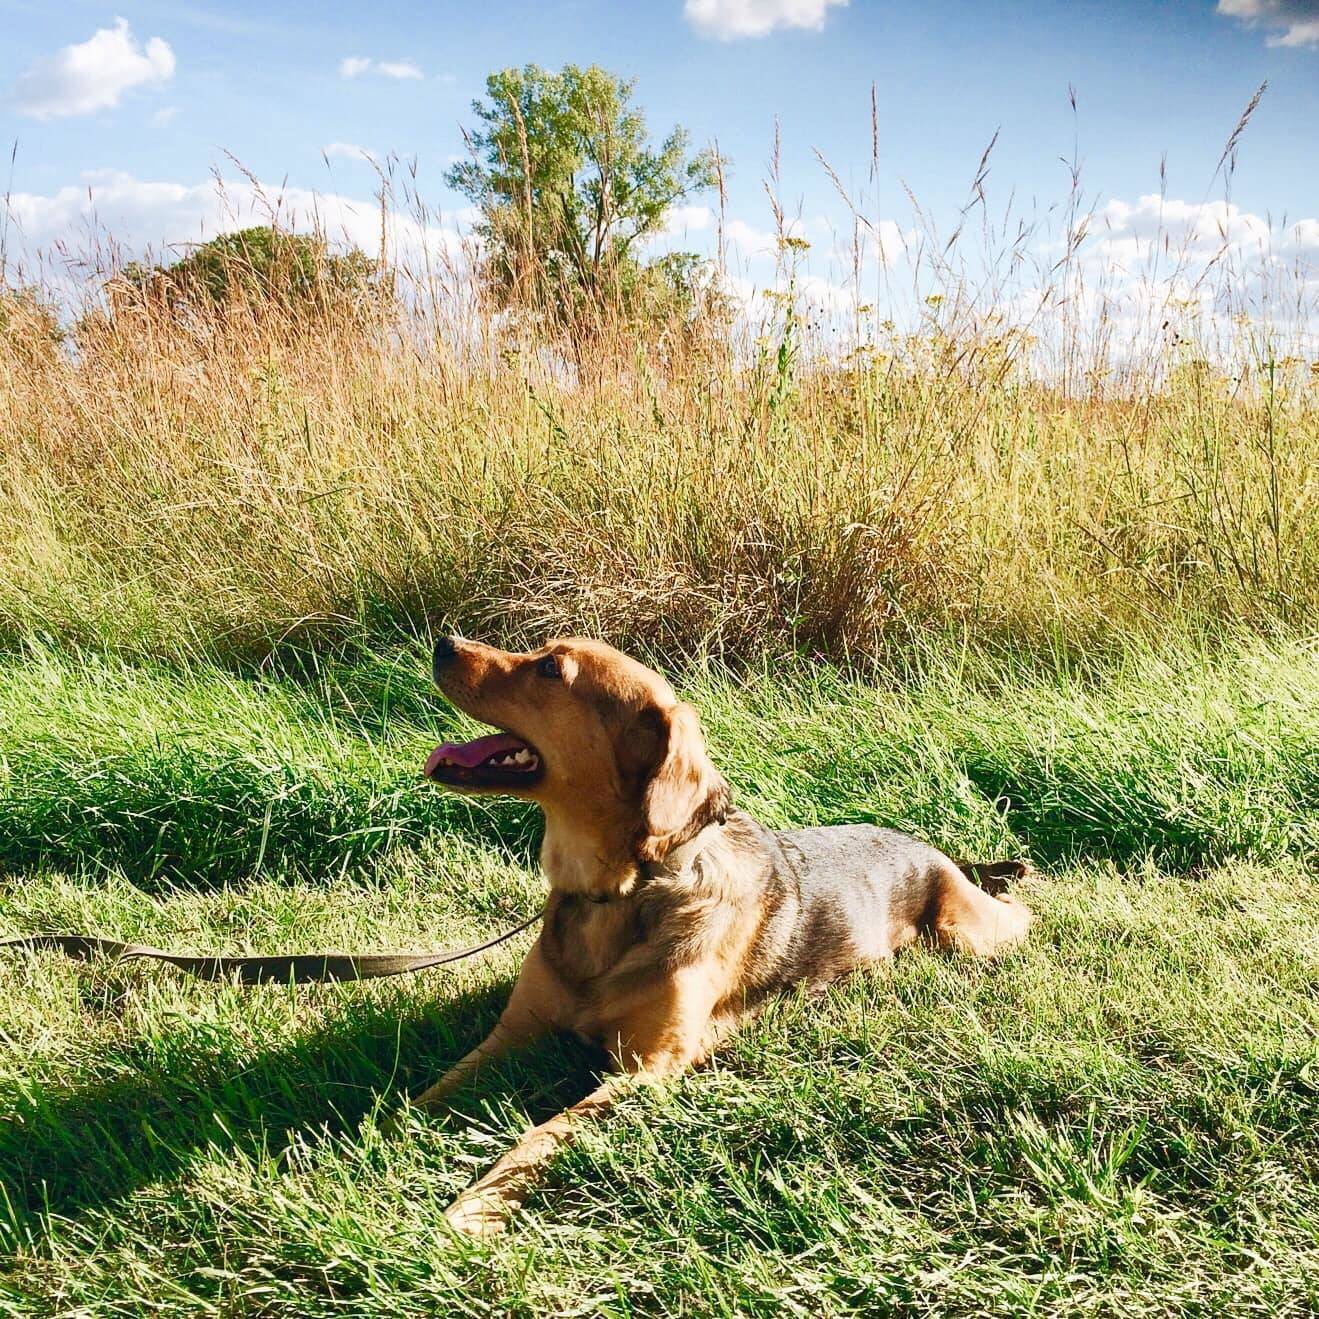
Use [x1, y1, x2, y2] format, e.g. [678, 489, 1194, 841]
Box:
[433, 635, 459, 680]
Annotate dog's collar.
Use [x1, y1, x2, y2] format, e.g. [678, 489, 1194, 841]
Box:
[638, 817, 726, 885]
[581, 818, 726, 903]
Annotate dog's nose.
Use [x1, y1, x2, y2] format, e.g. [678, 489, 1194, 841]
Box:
[433, 635, 459, 673]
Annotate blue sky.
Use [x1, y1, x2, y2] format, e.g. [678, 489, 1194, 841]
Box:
[3, 0, 1317, 344]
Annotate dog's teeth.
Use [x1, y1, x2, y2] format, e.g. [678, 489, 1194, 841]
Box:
[473, 747, 537, 771]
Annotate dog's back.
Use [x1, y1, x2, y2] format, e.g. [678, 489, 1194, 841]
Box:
[735, 816, 1031, 997]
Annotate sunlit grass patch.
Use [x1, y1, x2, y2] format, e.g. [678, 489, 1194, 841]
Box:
[1, 848, 1315, 1315]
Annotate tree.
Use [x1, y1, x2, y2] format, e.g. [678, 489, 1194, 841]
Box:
[117, 227, 384, 320]
[448, 64, 720, 333]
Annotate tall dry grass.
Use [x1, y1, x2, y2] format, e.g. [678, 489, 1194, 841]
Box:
[1, 154, 1317, 666]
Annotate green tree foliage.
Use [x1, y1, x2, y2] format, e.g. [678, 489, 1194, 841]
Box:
[447, 64, 722, 334]
[119, 227, 384, 319]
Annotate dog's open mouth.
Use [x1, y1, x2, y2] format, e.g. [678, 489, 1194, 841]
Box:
[424, 732, 543, 789]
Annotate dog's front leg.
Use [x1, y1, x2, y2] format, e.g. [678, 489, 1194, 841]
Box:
[442, 1074, 626, 1235]
[404, 940, 567, 1115]
[442, 965, 722, 1236]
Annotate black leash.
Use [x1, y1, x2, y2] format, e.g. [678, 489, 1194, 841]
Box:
[0, 910, 543, 984]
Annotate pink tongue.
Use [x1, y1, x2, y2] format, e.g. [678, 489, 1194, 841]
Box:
[426, 732, 528, 773]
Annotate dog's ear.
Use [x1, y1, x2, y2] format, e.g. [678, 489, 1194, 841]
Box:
[622, 701, 729, 863]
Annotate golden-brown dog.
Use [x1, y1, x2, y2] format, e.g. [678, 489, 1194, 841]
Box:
[406, 635, 1032, 1235]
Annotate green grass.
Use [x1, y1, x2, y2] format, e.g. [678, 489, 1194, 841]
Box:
[1, 640, 1317, 1315]
[2, 638, 1316, 885]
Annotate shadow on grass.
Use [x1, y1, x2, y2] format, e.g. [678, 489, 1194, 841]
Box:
[1, 974, 597, 1230]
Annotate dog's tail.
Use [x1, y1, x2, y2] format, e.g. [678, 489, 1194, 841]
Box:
[955, 858, 1035, 896]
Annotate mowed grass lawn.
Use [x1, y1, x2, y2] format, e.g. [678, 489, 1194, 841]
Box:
[1, 640, 1317, 1316]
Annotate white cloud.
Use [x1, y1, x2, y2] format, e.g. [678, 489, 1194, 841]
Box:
[710, 194, 1319, 360]
[823, 217, 912, 269]
[152, 105, 178, 125]
[6, 168, 1315, 360]
[724, 216, 808, 257]
[1, 171, 467, 285]
[323, 142, 379, 163]
[725, 218, 775, 255]
[338, 56, 423, 80]
[685, 0, 847, 39]
[656, 204, 712, 237]
[714, 268, 865, 329]
[796, 272, 861, 317]
[1217, 0, 1319, 47]
[1285, 218, 1319, 253]
[1087, 195, 1281, 273]
[11, 17, 175, 119]
[1050, 193, 1319, 363]
[721, 213, 911, 267]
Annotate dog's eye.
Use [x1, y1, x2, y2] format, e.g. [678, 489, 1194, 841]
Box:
[537, 654, 561, 679]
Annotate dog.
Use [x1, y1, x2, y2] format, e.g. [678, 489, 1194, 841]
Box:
[405, 635, 1033, 1235]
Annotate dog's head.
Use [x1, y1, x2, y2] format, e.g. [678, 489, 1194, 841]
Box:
[425, 636, 728, 862]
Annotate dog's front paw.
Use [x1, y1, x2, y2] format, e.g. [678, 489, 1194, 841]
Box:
[444, 1189, 512, 1238]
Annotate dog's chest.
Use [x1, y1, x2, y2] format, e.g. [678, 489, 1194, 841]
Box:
[542, 895, 640, 986]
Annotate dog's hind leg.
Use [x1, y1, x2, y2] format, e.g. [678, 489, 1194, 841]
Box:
[933, 861, 1033, 957]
